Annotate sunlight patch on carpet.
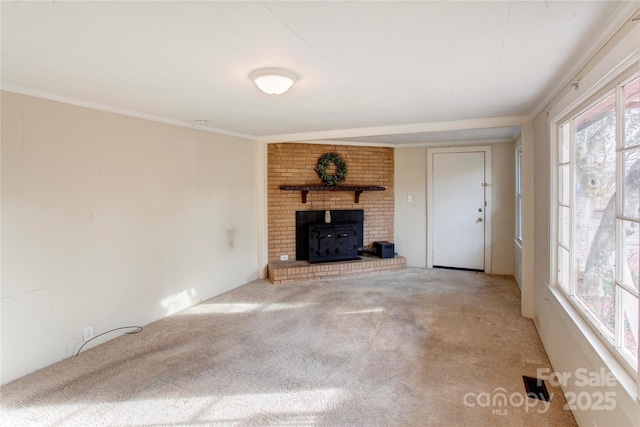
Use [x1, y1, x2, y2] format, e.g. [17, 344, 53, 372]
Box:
[177, 302, 317, 315]
[206, 388, 343, 421]
[339, 307, 386, 315]
[0, 388, 343, 427]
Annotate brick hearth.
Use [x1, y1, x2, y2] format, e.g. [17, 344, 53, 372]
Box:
[268, 255, 406, 284]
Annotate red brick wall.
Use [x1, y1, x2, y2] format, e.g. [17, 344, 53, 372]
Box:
[268, 143, 394, 261]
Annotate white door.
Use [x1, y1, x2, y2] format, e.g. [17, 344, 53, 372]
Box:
[429, 149, 489, 271]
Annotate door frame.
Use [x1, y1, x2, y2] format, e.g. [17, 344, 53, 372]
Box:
[427, 146, 492, 273]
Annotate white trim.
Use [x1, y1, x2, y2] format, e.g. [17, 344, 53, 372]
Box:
[515, 143, 523, 244]
[0, 82, 257, 141]
[549, 117, 560, 288]
[259, 116, 531, 144]
[391, 138, 514, 148]
[394, 138, 514, 148]
[520, 123, 534, 318]
[256, 141, 269, 279]
[280, 137, 516, 149]
[279, 139, 396, 148]
[426, 146, 492, 273]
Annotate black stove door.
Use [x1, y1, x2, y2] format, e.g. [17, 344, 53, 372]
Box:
[308, 222, 359, 263]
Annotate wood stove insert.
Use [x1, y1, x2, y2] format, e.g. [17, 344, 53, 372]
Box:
[295, 210, 364, 262]
[308, 222, 359, 263]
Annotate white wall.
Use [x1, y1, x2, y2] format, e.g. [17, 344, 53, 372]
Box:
[531, 22, 640, 427]
[1, 92, 259, 384]
[394, 142, 515, 274]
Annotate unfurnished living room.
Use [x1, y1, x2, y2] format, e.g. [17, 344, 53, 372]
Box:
[1, 2, 639, 426]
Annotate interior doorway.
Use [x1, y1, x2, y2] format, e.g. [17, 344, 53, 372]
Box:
[427, 146, 492, 272]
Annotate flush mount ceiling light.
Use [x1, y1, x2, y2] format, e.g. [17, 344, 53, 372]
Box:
[249, 67, 299, 95]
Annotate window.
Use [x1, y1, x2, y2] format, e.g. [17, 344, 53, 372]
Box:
[554, 70, 639, 374]
[515, 145, 523, 243]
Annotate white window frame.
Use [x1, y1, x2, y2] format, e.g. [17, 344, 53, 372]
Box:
[550, 62, 640, 378]
[515, 143, 523, 244]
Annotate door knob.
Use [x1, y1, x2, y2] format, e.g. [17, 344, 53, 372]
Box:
[478, 208, 483, 212]
[477, 218, 483, 222]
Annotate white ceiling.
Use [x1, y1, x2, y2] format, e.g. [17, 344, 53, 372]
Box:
[1, 1, 637, 146]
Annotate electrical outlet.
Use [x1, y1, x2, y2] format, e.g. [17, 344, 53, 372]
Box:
[407, 195, 413, 203]
[83, 325, 94, 342]
[280, 254, 289, 261]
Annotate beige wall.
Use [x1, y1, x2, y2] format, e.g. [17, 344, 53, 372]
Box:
[1, 92, 260, 384]
[530, 22, 639, 427]
[490, 142, 516, 274]
[394, 148, 428, 267]
[394, 142, 515, 274]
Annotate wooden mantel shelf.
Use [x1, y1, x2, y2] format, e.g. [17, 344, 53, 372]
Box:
[280, 185, 385, 204]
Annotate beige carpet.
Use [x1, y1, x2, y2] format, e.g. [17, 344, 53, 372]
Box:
[0, 268, 576, 426]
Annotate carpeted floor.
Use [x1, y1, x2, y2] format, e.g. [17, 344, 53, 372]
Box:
[0, 268, 576, 426]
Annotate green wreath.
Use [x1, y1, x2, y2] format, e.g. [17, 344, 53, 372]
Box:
[316, 152, 347, 186]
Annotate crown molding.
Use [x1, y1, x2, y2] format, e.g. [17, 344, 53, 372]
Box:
[295, 137, 515, 148]
[0, 82, 258, 141]
[258, 115, 531, 144]
[278, 139, 396, 148]
[1, 82, 530, 146]
[394, 138, 515, 148]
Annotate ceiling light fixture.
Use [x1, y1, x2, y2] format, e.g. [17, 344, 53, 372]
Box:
[249, 67, 298, 95]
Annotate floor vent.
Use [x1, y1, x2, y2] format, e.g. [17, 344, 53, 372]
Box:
[523, 376, 550, 402]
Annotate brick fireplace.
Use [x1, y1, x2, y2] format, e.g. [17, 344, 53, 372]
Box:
[267, 143, 405, 283]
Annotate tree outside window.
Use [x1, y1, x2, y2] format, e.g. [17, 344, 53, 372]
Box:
[556, 74, 639, 373]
